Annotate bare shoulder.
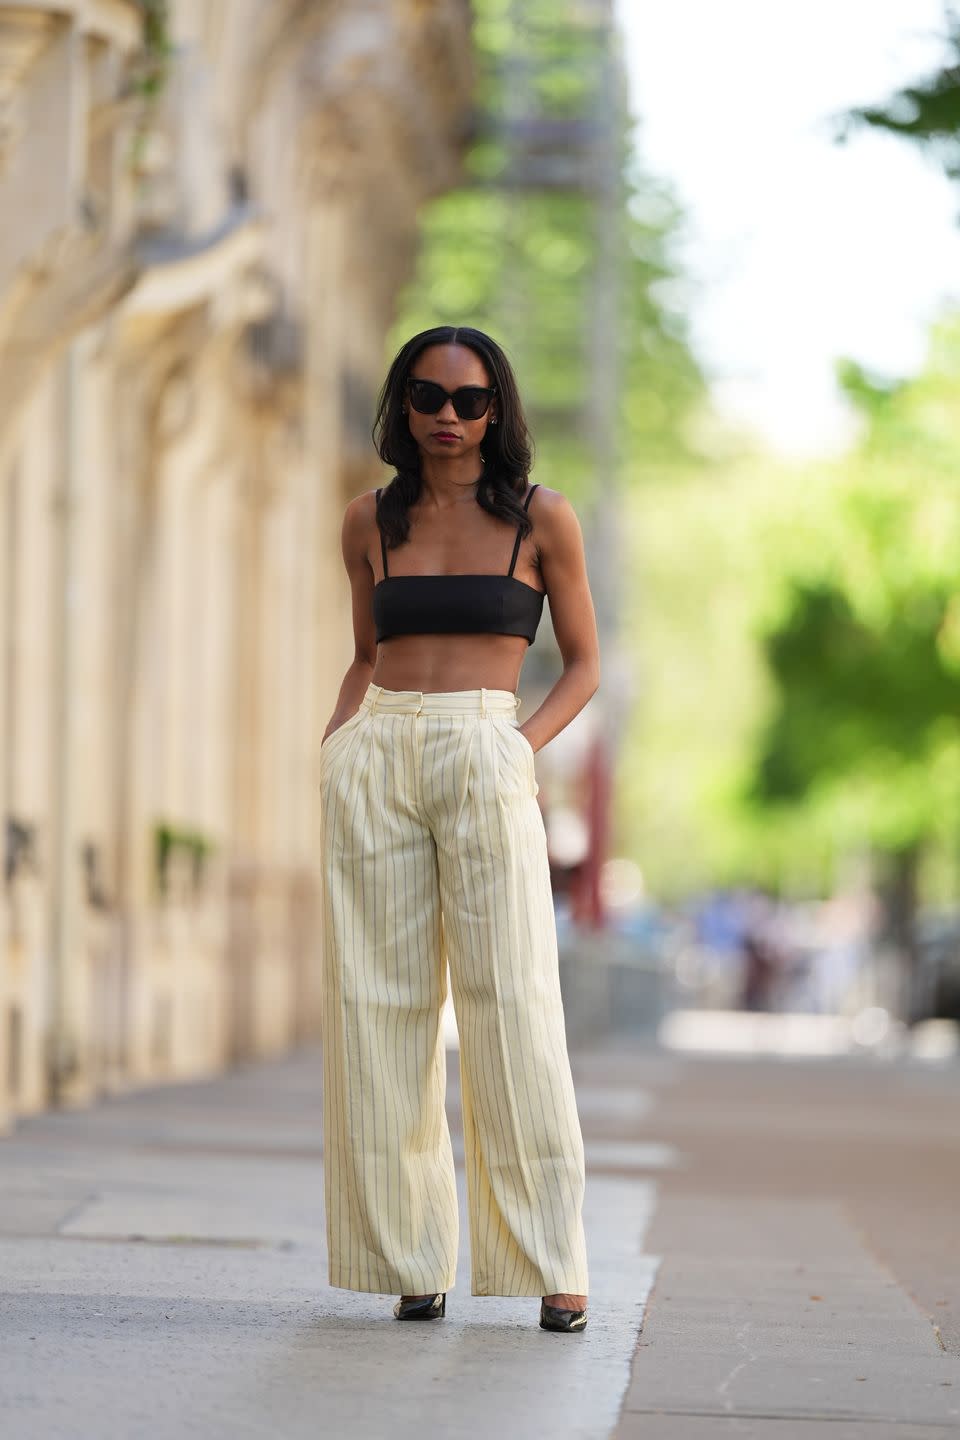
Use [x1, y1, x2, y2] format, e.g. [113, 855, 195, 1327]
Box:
[528, 484, 584, 547]
[341, 487, 381, 572]
[343, 486, 380, 528]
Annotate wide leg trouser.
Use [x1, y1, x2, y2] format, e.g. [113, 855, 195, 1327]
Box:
[318, 682, 589, 1297]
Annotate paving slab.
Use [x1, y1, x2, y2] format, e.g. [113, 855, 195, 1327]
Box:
[6, 1033, 957, 1437]
[0, 1045, 658, 1440]
[617, 1422, 959, 1439]
[600, 1044, 960, 1437]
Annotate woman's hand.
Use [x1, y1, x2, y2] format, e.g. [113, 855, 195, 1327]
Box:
[322, 714, 354, 747]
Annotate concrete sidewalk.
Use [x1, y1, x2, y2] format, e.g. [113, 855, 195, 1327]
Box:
[603, 1041, 960, 1438]
[1, 1033, 958, 1437]
[0, 1039, 657, 1439]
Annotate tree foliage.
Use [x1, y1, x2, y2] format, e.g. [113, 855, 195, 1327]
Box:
[834, 7, 960, 184]
[615, 9, 960, 906]
[390, 0, 708, 506]
[743, 315, 960, 863]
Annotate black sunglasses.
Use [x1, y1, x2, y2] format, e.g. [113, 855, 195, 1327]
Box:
[406, 378, 497, 421]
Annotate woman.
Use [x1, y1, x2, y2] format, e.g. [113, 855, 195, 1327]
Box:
[319, 324, 600, 1333]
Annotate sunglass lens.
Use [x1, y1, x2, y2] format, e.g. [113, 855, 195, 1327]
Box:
[453, 389, 492, 420]
[408, 380, 446, 414]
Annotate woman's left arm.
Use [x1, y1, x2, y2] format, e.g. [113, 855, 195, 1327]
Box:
[519, 488, 601, 754]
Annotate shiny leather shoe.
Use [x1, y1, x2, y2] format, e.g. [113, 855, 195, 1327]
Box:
[539, 1298, 588, 1332]
[393, 1292, 446, 1321]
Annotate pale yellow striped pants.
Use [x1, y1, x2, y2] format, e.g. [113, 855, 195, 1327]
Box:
[318, 682, 589, 1297]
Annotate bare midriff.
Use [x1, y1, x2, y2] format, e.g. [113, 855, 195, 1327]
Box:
[370, 631, 530, 695]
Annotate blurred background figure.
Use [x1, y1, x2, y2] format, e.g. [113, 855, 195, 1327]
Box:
[737, 890, 782, 1014]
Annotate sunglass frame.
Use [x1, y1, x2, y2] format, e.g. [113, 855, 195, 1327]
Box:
[406, 378, 497, 420]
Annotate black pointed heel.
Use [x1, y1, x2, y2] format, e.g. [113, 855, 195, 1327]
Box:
[539, 1298, 588, 1332]
[393, 1292, 446, 1321]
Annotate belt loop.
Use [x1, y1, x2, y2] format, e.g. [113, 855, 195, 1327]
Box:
[369, 684, 380, 715]
[480, 686, 487, 717]
[415, 690, 423, 715]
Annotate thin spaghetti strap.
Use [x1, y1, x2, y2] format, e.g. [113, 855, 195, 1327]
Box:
[507, 483, 540, 577]
[375, 487, 389, 579]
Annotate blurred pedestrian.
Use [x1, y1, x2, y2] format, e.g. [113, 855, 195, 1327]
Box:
[738, 889, 781, 1012]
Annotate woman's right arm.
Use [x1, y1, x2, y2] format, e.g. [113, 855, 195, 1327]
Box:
[320, 491, 378, 745]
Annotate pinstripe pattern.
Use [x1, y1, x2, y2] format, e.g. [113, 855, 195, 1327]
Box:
[319, 682, 589, 1297]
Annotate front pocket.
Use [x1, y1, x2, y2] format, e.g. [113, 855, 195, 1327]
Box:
[495, 717, 539, 797]
[319, 708, 366, 768]
[512, 727, 536, 765]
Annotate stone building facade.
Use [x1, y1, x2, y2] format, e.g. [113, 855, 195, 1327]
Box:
[0, 0, 473, 1127]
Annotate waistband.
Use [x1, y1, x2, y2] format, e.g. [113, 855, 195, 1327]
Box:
[361, 683, 520, 716]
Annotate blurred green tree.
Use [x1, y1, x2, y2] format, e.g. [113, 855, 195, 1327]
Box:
[743, 327, 960, 1013]
[834, 6, 960, 190]
[390, 0, 708, 508]
[609, 3, 960, 983]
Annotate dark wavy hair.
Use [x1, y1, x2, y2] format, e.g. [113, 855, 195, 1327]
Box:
[372, 325, 535, 552]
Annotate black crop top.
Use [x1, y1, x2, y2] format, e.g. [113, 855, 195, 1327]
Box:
[373, 483, 545, 646]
